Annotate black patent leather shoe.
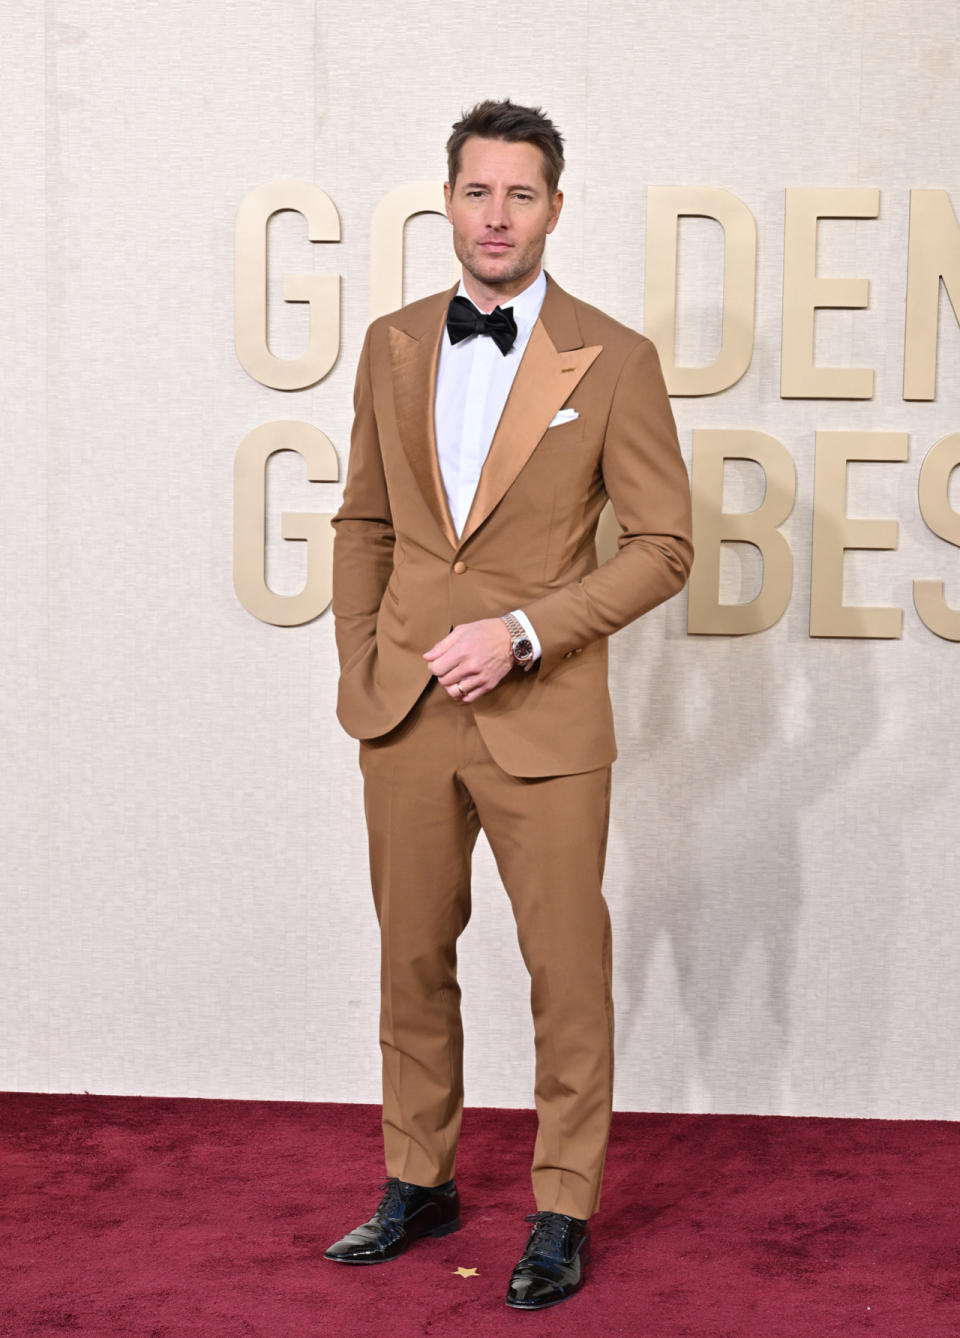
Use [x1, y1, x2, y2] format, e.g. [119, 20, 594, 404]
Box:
[504, 1210, 589, 1309]
[324, 1177, 460, 1264]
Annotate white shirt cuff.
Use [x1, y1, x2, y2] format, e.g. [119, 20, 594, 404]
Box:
[511, 608, 542, 662]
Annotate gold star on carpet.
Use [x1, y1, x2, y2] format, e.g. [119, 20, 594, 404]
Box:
[453, 1266, 479, 1278]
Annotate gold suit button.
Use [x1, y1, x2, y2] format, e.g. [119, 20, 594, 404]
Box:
[453, 561, 467, 574]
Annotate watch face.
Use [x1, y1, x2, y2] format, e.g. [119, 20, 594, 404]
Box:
[514, 638, 534, 662]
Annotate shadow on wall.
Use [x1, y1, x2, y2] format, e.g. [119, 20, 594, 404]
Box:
[607, 497, 899, 1115]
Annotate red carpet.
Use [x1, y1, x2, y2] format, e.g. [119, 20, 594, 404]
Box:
[1, 1094, 957, 1336]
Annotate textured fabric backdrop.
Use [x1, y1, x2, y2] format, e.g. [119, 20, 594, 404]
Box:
[2, 0, 958, 1116]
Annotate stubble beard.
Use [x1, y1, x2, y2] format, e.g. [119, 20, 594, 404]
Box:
[454, 232, 545, 300]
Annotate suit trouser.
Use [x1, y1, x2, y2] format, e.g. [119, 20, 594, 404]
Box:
[358, 677, 614, 1221]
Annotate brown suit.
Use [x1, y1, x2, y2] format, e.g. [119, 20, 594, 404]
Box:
[332, 273, 692, 1218]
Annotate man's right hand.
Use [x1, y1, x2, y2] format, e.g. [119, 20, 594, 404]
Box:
[424, 619, 514, 702]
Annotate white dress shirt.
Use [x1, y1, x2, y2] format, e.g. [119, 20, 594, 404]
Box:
[434, 269, 546, 660]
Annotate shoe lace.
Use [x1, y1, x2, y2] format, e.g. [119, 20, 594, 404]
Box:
[374, 1177, 409, 1221]
[523, 1210, 578, 1258]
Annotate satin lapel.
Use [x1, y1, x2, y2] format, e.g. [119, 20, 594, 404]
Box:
[459, 310, 602, 546]
[389, 293, 458, 550]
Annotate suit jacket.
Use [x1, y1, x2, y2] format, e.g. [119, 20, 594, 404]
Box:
[331, 273, 693, 778]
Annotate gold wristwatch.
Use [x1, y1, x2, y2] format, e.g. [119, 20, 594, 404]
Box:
[501, 613, 535, 670]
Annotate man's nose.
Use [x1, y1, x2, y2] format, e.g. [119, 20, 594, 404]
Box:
[483, 195, 509, 229]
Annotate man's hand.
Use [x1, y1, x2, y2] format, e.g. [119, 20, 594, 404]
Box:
[424, 619, 514, 703]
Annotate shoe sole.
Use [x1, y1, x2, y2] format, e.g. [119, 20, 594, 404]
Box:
[324, 1217, 461, 1264]
[504, 1285, 582, 1311]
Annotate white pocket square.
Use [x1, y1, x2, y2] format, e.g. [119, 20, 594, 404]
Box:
[548, 408, 579, 428]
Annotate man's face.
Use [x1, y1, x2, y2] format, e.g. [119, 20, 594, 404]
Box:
[444, 136, 563, 304]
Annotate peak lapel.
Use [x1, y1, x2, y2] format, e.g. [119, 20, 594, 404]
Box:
[459, 278, 602, 546]
[389, 289, 458, 550]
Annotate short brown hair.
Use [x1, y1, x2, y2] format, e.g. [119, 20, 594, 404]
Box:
[446, 99, 565, 196]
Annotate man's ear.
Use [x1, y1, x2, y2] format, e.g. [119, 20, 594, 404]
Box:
[443, 180, 454, 222]
[546, 190, 564, 235]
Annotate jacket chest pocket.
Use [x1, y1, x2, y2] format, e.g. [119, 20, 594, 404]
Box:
[541, 416, 585, 448]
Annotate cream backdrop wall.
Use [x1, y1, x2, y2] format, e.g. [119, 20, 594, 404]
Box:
[3, 0, 958, 1117]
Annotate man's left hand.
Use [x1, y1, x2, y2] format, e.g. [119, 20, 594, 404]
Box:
[424, 619, 514, 702]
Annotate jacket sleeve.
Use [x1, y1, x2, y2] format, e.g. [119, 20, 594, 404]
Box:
[331, 326, 395, 672]
[521, 337, 694, 678]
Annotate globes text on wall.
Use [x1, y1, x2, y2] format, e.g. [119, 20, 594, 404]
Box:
[233, 180, 960, 642]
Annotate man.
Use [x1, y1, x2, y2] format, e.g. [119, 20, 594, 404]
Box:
[326, 99, 693, 1310]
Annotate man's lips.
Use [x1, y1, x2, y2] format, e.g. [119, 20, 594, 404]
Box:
[479, 240, 512, 251]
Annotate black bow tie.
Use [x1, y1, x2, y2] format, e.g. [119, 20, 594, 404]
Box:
[446, 295, 518, 355]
